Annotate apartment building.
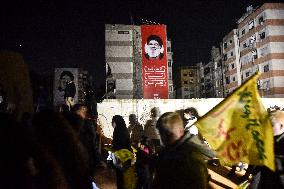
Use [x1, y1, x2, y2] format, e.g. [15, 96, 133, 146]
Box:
[222, 3, 284, 97]
[176, 66, 199, 98]
[105, 24, 174, 99]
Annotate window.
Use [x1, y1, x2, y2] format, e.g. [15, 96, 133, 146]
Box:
[231, 63, 235, 69]
[263, 64, 269, 72]
[259, 16, 264, 25]
[167, 47, 171, 52]
[201, 78, 204, 83]
[259, 32, 265, 40]
[246, 72, 250, 77]
[204, 67, 210, 75]
[118, 31, 129, 34]
[184, 81, 188, 84]
[183, 73, 187, 77]
[252, 49, 258, 61]
[107, 80, 116, 92]
[249, 35, 256, 47]
[224, 42, 227, 49]
[230, 39, 233, 44]
[248, 20, 254, 30]
[226, 77, 230, 84]
[225, 65, 229, 72]
[262, 80, 270, 90]
[231, 51, 233, 57]
[223, 54, 227, 61]
[243, 42, 247, 48]
[168, 60, 172, 67]
[232, 77, 235, 81]
[260, 46, 268, 57]
[242, 29, 245, 35]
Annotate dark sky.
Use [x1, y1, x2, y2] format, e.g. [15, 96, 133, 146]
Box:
[0, 0, 277, 88]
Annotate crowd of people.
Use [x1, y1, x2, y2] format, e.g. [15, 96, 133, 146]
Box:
[0, 53, 283, 189]
[1, 92, 284, 189]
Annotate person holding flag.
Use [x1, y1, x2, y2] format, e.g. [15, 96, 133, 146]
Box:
[194, 72, 275, 172]
[191, 72, 279, 189]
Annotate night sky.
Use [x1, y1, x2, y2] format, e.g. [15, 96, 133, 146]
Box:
[0, 0, 279, 89]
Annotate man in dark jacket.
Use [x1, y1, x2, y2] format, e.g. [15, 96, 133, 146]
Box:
[153, 112, 211, 189]
[66, 104, 104, 177]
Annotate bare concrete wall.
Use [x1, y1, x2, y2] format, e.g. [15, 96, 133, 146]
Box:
[97, 98, 284, 138]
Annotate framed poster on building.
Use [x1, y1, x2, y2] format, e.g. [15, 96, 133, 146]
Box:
[141, 25, 169, 99]
[53, 68, 79, 107]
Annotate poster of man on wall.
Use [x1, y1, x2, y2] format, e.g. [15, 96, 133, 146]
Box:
[141, 25, 169, 99]
[53, 68, 79, 107]
[144, 35, 164, 60]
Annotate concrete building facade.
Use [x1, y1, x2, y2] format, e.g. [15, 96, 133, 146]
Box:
[105, 24, 140, 99]
[176, 66, 199, 98]
[105, 24, 174, 99]
[196, 46, 224, 98]
[222, 3, 284, 97]
[211, 46, 224, 97]
[167, 40, 175, 98]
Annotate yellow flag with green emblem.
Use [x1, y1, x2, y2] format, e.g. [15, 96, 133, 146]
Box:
[195, 72, 275, 171]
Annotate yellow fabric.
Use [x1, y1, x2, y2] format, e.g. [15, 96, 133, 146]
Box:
[195, 73, 275, 171]
[105, 147, 137, 189]
[236, 180, 250, 189]
[114, 149, 135, 163]
[123, 166, 137, 189]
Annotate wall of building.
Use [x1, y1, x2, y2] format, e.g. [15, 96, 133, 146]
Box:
[97, 98, 284, 138]
[105, 24, 136, 99]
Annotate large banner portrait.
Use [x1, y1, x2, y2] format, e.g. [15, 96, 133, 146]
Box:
[53, 68, 79, 107]
[141, 25, 169, 99]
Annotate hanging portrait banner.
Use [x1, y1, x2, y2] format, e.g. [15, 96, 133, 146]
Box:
[141, 25, 169, 99]
[53, 68, 79, 106]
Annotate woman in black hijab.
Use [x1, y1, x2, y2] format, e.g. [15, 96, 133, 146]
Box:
[111, 115, 131, 189]
[112, 115, 131, 150]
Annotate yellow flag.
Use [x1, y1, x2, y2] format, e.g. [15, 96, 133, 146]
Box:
[114, 149, 135, 163]
[236, 180, 250, 189]
[195, 72, 275, 171]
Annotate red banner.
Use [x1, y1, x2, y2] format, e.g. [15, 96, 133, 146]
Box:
[141, 25, 168, 99]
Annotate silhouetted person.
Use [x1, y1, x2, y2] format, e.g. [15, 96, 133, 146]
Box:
[0, 51, 33, 120]
[0, 112, 69, 189]
[144, 107, 161, 148]
[112, 115, 131, 189]
[68, 104, 104, 177]
[32, 109, 92, 189]
[128, 114, 144, 145]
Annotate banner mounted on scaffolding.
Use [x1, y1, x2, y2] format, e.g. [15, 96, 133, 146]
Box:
[141, 25, 168, 99]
